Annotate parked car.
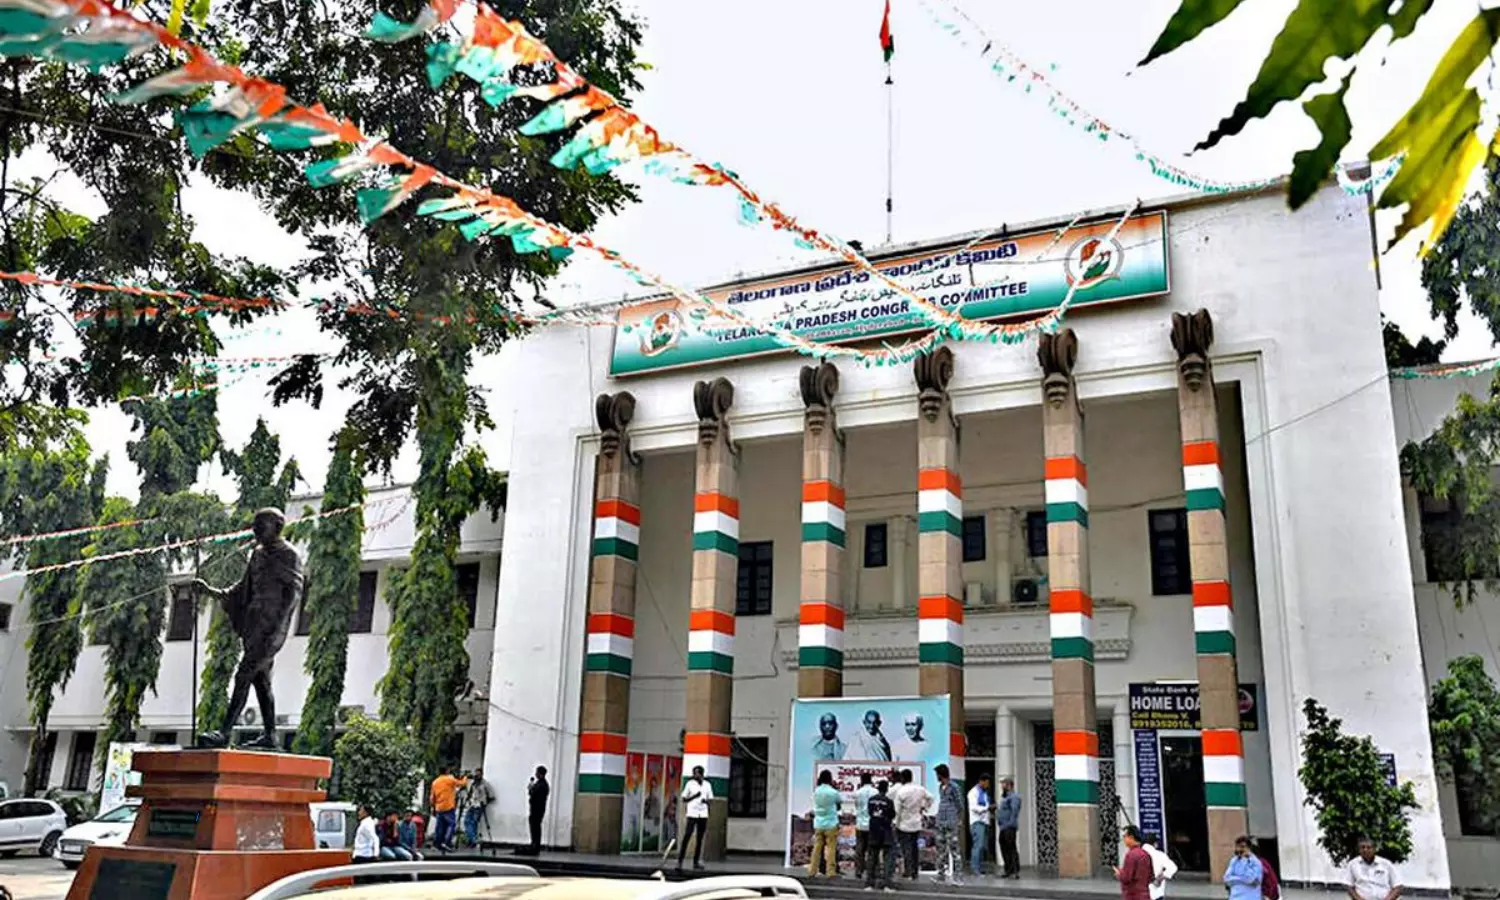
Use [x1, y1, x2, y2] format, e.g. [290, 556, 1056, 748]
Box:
[53, 801, 139, 870]
[309, 801, 355, 850]
[0, 797, 67, 858]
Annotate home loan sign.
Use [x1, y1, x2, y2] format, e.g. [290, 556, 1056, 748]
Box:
[610, 211, 1170, 376]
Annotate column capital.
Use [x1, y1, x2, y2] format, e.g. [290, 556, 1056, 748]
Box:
[693, 377, 735, 447]
[1171, 309, 1215, 392]
[799, 362, 840, 435]
[594, 391, 637, 459]
[913, 346, 955, 422]
[1037, 328, 1079, 409]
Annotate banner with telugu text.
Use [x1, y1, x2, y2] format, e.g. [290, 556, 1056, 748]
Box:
[611, 212, 1169, 376]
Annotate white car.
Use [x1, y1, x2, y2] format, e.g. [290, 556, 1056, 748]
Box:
[0, 797, 67, 859]
[53, 800, 138, 870]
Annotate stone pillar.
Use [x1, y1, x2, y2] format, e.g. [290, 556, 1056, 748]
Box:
[914, 347, 966, 779]
[1112, 706, 1136, 839]
[1038, 330, 1099, 876]
[1171, 310, 1246, 882]
[993, 511, 1015, 606]
[798, 363, 846, 697]
[994, 707, 1016, 783]
[574, 392, 641, 853]
[889, 515, 911, 611]
[684, 377, 737, 860]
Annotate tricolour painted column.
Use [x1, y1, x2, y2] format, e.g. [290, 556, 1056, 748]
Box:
[685, 377, 737, 860]
[1172, 310, 1246, 882]
[914, 347, 965, 779]
[575, 392, 640, 852]
[798, 363, 846, 697]
[1039, 330, 1099, 876]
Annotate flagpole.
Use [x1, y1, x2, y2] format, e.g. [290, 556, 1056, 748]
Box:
[885, 58, 893, 245]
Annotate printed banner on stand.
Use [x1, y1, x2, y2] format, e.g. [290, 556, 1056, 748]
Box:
[663, 755, 682, 852]
[641, 754, 664, 852]
[620, 752, 645, 852]
[611, 212, 1169, 376]
[101, 742, 176, 812]
[785, 696, 951, 871]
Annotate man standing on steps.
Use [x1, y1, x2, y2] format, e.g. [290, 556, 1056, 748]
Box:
[525, 766, 550, 856]
[676, 765, 713, 871]
[430, 765, 468, 853]
[995, 777, 1022, 878]
[931, 764, 965, 885]
[892, 769, 930, 881]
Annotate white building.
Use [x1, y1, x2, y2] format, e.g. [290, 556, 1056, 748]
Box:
[0, 484, 503, 795]
[482, 179, 1483, 891]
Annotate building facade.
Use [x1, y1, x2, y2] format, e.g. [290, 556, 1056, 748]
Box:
[0, 484, 504, 796]
[483, 182, 1457, 890]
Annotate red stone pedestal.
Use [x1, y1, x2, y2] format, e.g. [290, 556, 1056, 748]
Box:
[66, 749, 350, 900]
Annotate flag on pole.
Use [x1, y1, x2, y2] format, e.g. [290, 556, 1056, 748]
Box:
[879, 0, 894, 62]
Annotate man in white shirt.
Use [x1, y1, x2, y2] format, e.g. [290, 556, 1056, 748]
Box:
[892, 769, 932, 881]
[1346, 837, 1403, 900]
[676, 766, 713, 872]
[966, 774, 993, 877]
[353, 805, 380, 874]
[1141, 833, 1178, 899]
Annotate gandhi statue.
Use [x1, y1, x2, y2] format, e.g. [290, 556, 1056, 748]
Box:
[193, 507, 303, 750]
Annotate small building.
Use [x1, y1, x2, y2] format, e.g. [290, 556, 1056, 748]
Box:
[0, 483, 504, 795]
[484, 180, 1462, 890]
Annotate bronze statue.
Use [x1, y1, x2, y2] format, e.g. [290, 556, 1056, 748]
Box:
[193, 507, 303, 750]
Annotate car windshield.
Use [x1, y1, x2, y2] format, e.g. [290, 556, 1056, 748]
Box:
[95, 804, 138, 823]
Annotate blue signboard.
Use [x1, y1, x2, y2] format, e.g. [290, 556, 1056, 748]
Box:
[1134, 729, 1163, 840]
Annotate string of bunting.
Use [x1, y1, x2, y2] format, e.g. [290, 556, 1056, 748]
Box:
[379, 0, 1103, 351]
[0, 491, 407, 585]
[0, 0, 969, 366]
[1390, 357, 1500, 380]
[916, 0, 1402, 199]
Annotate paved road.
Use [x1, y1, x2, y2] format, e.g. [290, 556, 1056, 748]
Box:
[0, 854, 74, 900]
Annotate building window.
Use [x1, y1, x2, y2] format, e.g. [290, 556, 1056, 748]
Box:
[728, 737, 769, 818]
[33, 732, 57, 790]
[1149, 508, 1192, 595]
[165, 584, 196, 642]
[351, 571, 377, 634]
[0, 602, 10, 632]
[63, 732, 96, 792]
[962, 514, 986, 562]
[457, 562, 481, 628]
[736, 541, 774, 617]
[863, 523, 888, 568]
[438, 733, 464, 773]
[1419, 493, 1500, 584]
[149, 732, 177, 745]
[1025, 510, 1049, 558]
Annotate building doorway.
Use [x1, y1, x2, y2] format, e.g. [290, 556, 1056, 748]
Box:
[965, 720, 997, 868]
[1160, 736, 1209, 873]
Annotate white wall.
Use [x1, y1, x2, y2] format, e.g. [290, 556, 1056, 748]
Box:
[488, 182, 1450, 887]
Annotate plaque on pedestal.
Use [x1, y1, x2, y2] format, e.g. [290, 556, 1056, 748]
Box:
[67, 749, 350, 900]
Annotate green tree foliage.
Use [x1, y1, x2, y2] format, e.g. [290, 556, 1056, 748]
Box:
[293, 432, 365, 758]
[0, 433, 107, 794]
[1298, 698, 1418, 864]
[1421, 162, 1500, 347]
[1383, 317, 1445, 369]
[0, 44, 288, 454]
[1400, 376, 1500, 605]
[192, 0, 633, 761]
[1139, 1, 1500, 248]
[1428, 655, 1500, 836]
[378, 351, 506, 765]
[79, 385, 227, 763]
[196, 418, 301, 733]
[332, 714, 421, 816]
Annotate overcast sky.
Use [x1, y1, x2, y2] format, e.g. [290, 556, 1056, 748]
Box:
[28, 0, 1495, 501]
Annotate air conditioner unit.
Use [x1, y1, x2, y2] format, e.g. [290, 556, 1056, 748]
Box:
[240, 708, 258, 726]
[964, 582, 985, 607]
[1012, 578, 1041, 605]
[276, 714, 290, 727]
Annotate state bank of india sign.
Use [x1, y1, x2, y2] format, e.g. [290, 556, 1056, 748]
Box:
[610, 210, 1169, 376]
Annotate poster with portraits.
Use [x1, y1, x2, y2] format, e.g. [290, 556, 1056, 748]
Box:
[620, 752, 645, 852]
[784, 696, 950, 870]
[641, 755, 664, 851]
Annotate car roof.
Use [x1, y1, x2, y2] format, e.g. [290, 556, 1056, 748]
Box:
[275, 876, 794, 900]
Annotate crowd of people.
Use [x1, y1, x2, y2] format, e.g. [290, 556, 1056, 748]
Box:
[351, 766, 501, 864]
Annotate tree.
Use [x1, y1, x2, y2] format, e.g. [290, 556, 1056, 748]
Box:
[79, 383, 227, 762]
[198, 0, 638, 761]
[0, 433, 107, 795]
[293, 431, 365, 758]
[332, 714, 421, 817]
[1383, 317, 1445, 369]
[1140, 2, 1500, 249]
[196, 418, 301, 734]
[0, 39, 288, 454]
[1428, 655, 1500, 836]
[1298, 697, 1418, 864]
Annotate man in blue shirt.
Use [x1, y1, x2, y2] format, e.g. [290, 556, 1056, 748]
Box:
[932, 764, 965, 885]
[1224, 835, 1263, 900]
[807, 770, 844, 877]
[995, 777, 1022, 878]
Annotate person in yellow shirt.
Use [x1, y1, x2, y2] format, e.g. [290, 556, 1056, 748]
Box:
[430, 766, 468, 853]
